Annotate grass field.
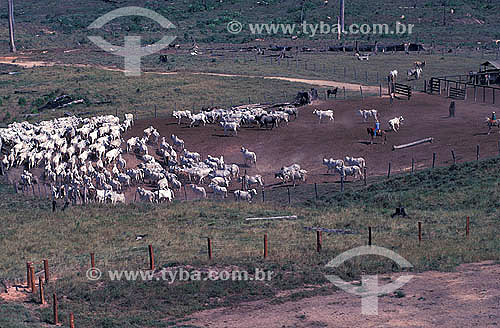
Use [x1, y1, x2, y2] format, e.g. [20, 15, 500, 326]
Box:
[0, 157, 498, 327]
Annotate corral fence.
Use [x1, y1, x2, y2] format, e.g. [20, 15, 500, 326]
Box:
[427, 76, 500, 105]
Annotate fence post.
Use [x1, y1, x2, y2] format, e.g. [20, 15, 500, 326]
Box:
[343, 87, 346, 99]
[387, 162, 391, 178]
[451, 150, 456, 165]
[53, 293, 59, 325]
[340, 175, 344, 192]
[368, 227, 372, 246]
[418, 221, 422, 245]
[432, 152, 436, 169]
[26, 262, 31, 289]
[483, 87, 486, 103]
[263, 233, 268, 259]
[207, 237, 212, 260]
[411, 158, 415, 174]
[43, 259, 49, 283]
[379, 84, 382, 97]
[360, 86, 363, 99]
[466, 216, 470, 238]
[476, 144, 480, 161]
[70, 313, 75, 328]
[316, 230, 322, 252]
[365, 71, 368, 83]
[90, 252, 95, 269]
[314, 183, 318, 200]
[287, 187, 291, 204]
[474, 85, 477, 102]
[363, 167, 367, 186]
[493, 89, 496, 104]
[262, 188, 265, 202]
[148, 245, 155, 271]
[39, 276, 45, 304]
[30, 264, 36, 293]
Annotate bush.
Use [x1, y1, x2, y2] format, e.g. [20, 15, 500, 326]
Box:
[17, 97, 26, 107]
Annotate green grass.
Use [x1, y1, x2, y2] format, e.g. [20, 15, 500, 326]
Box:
[0, 157, 498, 327]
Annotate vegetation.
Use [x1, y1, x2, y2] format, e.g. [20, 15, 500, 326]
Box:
[0, 157, 498, 327]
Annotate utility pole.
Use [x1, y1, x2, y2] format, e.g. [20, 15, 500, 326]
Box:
[8, 0, 16, 52]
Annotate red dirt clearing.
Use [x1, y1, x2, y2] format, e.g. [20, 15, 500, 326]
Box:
[125, 93, 500, 188]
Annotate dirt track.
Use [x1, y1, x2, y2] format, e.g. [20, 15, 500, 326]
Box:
[125, 92, 500, 190]
[183, 261, 500, 328]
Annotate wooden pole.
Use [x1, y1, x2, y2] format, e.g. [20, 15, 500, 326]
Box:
[411, 158, 415, 174]
[90, 253, 95, 269]
[451, 150, 456, 165]
[387, 162, 391, 178]
[340, 175, 344, 192]
[316, 230, 322, 252]
[466, 216, 470, 238]
[314, 183, 318, 200]
[70, 313, 75, 328]
[148, 245, 155, 271]
[39, 276, 45, 304]
[368, 227, 372, 246]
[360, 86, 363, 99]
[261, 188, 265, 202]
[8, 0, 16, 53]
[476, 144, 480, 161]
[43, 259, 49, 283]
[418, 221, 422, 244]
[26, 262, 31, 289]
[263, 233, 268, 259]
[207, 237, 212, 260]
[379, 84, 382, 97]
[30, 264, 36, 293]
[363, 167, 367, 186]
[432, 152, 436, 169]
[53, 293, 59, 325]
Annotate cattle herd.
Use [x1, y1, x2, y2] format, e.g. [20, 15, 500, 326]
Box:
[0, 96, 418, 205]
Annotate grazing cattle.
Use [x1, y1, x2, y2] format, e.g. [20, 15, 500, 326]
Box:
[240, 147, 257, 167]
[234, 189, 257, 202]
[157, 188, 174, 203]
[173, 110, 191, 125]
[189, 184, 207, 199]
[220, 122, 240, 136]
[323, 158, 344, 173]
[345, 156, 366, 170]
[209, 184, 228, 198]
[171, 134, 185, 150]
[358, 109, 378, 122]
[189, 113, 207, 127]
[388, 116, 404, 132]
[211, 177, 230, 187]
[255, 114, 277, 129]
[136, 187, 156, 203]
[239, 174, 263, 188]
[313, 109, 334, 123]
[336, 165, 362, 180]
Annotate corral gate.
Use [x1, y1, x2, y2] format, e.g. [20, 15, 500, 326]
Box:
[394, 83, 412, 100]
[448, 86, 467, 100]
[428, 78, 441, 94]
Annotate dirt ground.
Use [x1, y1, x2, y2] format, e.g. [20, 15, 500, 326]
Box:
[183, 261, 500, 328]
[125, 92, 500, 192]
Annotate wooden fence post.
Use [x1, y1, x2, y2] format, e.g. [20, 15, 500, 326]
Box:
[360, 86, 363, 99]
[411, 158, 415, 174]
[261, 188, 265, 202]
[466, 216, 470, 238]
[207, 237, 212, 260]
[340, 175, 344, 192]
[39, 276, 45, 304]
[53, 293, 59, 325]
[343, 87, 346, 99]
[418, 221, 422, 244]
[148, 245, 155, 271]
[474, 85, 477, 102]
[483, 87, 486, 103]
[316, 230, 322, 252]
[368, 227, 372, 246]
[43, 259, 49, 283]
[432, 152, 436, 169]
[314, 183, 318, 200]
[30, 264, 36, 293]
[379, 84, 382, 97]
[476, 144, 480, 161]
[90, 253, 95, 269]
[363, 167, 367, 186]
[451, 150, 456, 165]
[387, 162, 391, 178]
[26, 262, 31, 289]
[263, 233, 268, 259]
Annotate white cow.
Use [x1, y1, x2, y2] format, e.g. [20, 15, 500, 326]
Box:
[358, 109, 378, 122]
[344, 156, 366, 170]
[234, 189, 257, 202]
[323, 158, 344, 173]
[313, 110, 334, 123]
[220, 122, 239, 136]
[388, 116, 404, 132]
[190, 184, 207, 199]
[240, 147, 257, 166]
